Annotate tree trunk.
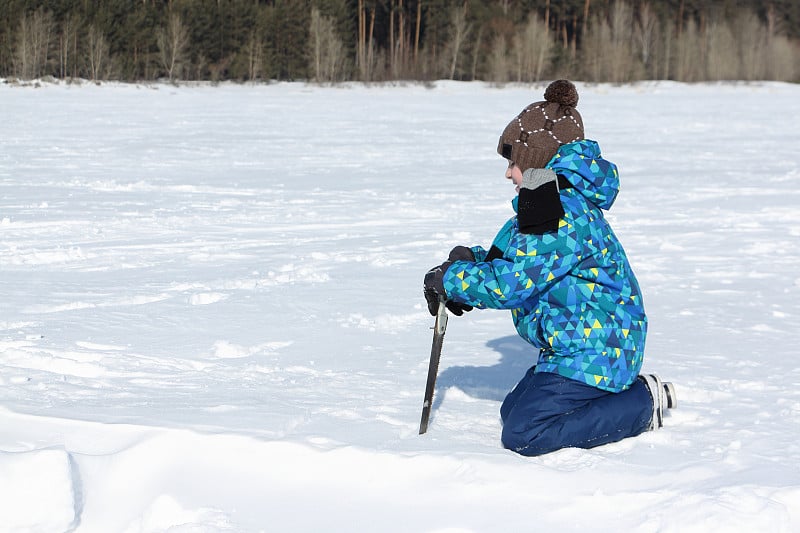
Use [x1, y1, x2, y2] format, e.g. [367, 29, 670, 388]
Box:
[583, 0, 591, 38]
[390, 0, 395, 76]
[414, 0, 422, 66]
[362, 0, 366, 72]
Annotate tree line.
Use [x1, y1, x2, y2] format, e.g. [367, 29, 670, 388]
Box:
[1, 0, 798, 84]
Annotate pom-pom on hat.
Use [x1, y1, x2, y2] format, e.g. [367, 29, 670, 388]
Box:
[497, 80, 584, 171]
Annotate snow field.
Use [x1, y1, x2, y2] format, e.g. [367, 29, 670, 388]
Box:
[1, 80, 799, 531]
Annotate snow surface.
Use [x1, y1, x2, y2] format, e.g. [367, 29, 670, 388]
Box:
[1, 79, 799, 532]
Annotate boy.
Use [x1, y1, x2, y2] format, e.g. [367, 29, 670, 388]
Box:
[423, 80, 675, 456]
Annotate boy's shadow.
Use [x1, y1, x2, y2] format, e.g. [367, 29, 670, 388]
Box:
[431, 335, 534, 413]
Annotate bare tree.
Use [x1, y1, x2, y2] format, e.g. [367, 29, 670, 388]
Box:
[512, 14, 553, 82]
[14, 8, 53, 80]
[487, 34, 511, 85]
[357, 0, 365, 78]
[606, 1, 640, 83]
[764, 35, 798, 81]
[389, 0, 411, 78]
[445, 3, 470, 80]
[634, 2, 658, 78]
[469, 24, 484, 81]
[157, 11, 190, 82]
[581, 14, 610, 82]
[582, 0, 591, 39]
[309, 8, 346, 83]
[413, 0, 422, 69]
[673, 19, 702, 81]
[733, 12, 767, 81]
[357, 0, 377, 81]
[86, 24, 109, 81]
[660, 19, 675, 80]
[705, 19, 738, 80]
[246, 30, 265, 81]
[58, 12, 80, 79]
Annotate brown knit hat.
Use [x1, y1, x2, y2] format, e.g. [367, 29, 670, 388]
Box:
[497, 80, 584, 171]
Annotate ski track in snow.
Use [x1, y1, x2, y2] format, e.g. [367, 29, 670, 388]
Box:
[1, 80, 799, 531]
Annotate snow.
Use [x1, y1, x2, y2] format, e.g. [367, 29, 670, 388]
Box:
[1, 79, 800, 532]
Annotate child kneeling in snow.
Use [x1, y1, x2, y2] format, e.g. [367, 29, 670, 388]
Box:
[423, 80, 675, 456]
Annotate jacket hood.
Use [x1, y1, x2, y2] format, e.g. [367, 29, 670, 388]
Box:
[547, 140, 619, 210]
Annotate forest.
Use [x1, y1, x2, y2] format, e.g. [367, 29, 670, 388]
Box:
[1, 0, 798, 84]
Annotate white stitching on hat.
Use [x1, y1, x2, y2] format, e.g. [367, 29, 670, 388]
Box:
[515, 103, 582, 146]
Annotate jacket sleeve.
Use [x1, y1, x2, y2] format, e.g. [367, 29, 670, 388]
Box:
[470, 246, 488, 262]
[443, 223, 577, 310]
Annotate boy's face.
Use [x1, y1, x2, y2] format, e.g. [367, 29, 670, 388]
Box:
[505, 161, 524, 193]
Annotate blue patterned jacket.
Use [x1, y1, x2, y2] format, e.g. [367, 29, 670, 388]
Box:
[442, 140, 646, 392]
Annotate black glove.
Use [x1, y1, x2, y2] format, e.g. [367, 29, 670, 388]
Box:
[442, 246, 476, 315]
[423, 261, 473, 317]
[447, 245, 475, 262]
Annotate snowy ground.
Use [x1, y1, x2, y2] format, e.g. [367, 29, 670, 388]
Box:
[1, 79, 799, 532]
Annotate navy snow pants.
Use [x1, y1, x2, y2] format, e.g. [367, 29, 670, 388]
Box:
[500, 367, 652, 456]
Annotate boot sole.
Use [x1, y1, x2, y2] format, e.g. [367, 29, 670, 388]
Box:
[663, 382, 677, 409]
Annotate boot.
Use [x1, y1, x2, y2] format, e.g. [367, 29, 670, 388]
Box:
[640, 373, 676, 430]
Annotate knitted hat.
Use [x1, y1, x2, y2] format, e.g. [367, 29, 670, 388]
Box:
[497, 80, 584, 171]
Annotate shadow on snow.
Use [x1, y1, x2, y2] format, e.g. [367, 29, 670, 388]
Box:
[431, 334, 535, 415]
